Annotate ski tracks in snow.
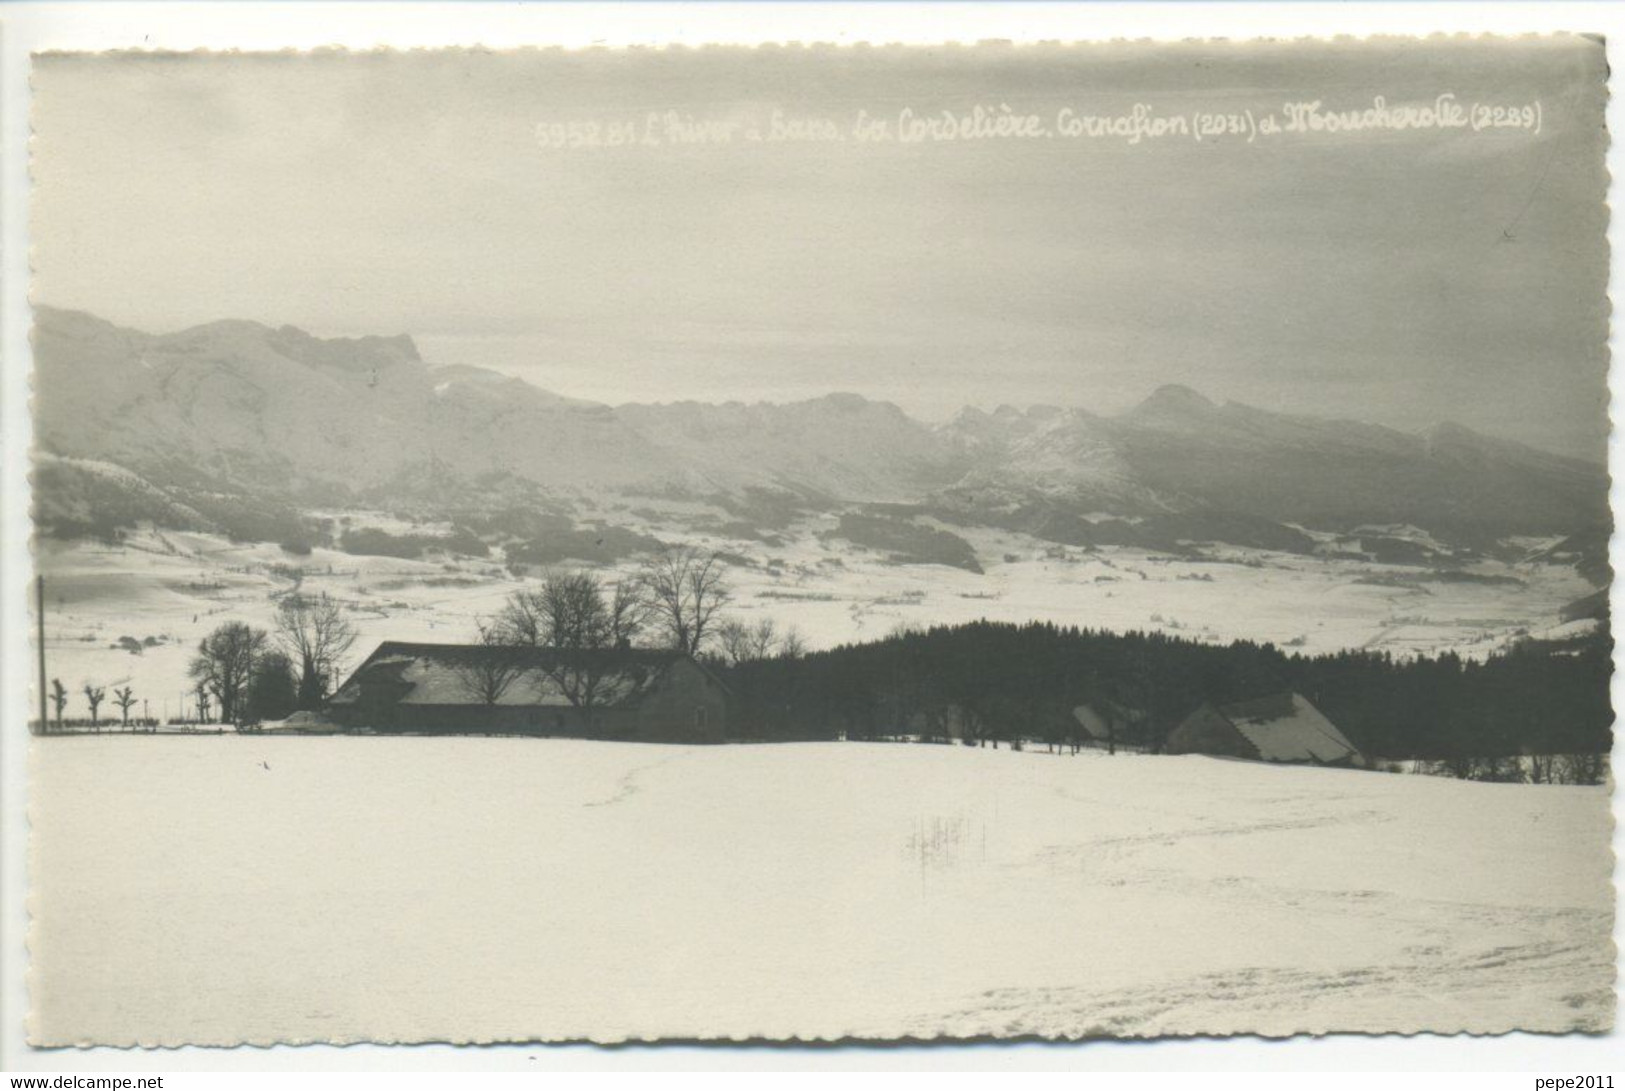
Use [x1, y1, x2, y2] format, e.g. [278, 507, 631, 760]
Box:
[950, 785, 1615, 1037]
[582, 750, 694, 808]
[913, 907, 1612, 1038]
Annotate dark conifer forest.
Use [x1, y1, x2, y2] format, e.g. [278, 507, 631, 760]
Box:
[719, 620, 1613, 763]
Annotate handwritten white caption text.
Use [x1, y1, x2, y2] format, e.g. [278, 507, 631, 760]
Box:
[535, 95, 1542, 151]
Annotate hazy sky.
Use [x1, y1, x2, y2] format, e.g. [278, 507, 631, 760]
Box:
[32, 39, 1609, 458]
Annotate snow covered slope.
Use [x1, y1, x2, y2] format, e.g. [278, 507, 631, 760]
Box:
[936, 386, 1608, 541]
[34, 308, 1607, 547]
[615, 393, 963, 501]
[29, 738, 1612, 1045]
[32, 307, 959, 504]
[31, 306, 681, 496]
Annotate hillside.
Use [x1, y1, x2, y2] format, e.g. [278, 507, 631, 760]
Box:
[615, 393, 963, 502]
[31, 306, 677, 499]
[31, 308, 1609, 558]
[32, 307, 961, 506]
[933, 386, 1608, 545]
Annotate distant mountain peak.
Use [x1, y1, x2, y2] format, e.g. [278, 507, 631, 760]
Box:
[267, 324, 421, 370]
[1130, 384, 1217, 417]
[177, 317, 275, 340]
[817, 391, 893, 413]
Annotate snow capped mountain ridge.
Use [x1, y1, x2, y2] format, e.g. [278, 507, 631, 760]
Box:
[30, 306, 1608, 545]
[1124, 382, 1219, 419]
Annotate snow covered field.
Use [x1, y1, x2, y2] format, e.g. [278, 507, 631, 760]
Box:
[35, 517, 1594, 721]
[29, 738, 1613, 1045]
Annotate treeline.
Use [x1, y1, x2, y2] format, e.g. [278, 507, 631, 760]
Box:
[339, 525, 488, 560]
[186, 593, 361, 726]
[719, 620, 1613, 760]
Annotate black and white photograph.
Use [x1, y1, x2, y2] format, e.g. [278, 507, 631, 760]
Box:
[13, 27, 1616, 1052]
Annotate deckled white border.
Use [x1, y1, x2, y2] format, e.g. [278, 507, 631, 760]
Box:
[2, 1, 1622, 1073]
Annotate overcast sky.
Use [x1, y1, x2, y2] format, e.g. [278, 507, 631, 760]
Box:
[32, 38, 1609, 458]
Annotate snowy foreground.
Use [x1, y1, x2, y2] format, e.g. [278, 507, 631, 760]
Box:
[30, 738, 1614, 1046]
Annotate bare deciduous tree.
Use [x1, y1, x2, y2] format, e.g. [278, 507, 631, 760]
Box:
[493, 587, 548, 647]
[778, 626, 807, 660]
[1556, 751, 1608, 786]
[717, 617, 786, 666]
[1527, 749, 1557, 785]
[451, 621, 529, 706]
[82, 683, 106, 730]
[495, 571, 651, 717]
[496, 571, 607, 646]
[50, 678, 67, 733]
[188, 621, 268, 724]
[113, 685, 136, 729]
[275, 593, 359, 709]
[608, 579, 653, 647]
[716, 618, 752, 666]
[640, 547, 731, 655]
[547, 570, 613, 649]
[498, 572, 653, 652]
[538, 571, 612, 713]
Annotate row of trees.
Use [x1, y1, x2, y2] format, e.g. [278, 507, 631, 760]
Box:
[490, 549, 804, 661]
[718, 619, 1615, 765]
[185, 592, 359, 725]
[451, 548, 804, 714]
[48, 547, 785, 732]
[37, 678, 145, 733]
[1412, 750, 1609, 786]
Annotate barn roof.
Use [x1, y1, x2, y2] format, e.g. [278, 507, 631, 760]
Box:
[1071, 699, 1144, 740]
[1214, 692, 1360, 764]
[328, 641, 702, 708]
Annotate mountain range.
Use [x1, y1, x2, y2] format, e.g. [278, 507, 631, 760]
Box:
[31, 306, 1610, 556]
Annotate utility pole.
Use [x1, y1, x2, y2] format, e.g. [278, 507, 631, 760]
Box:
[36, 575, 47, 735]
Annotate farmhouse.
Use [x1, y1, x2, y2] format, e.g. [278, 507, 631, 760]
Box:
[327, 641, 731, 742]
[1166, 691, 1363, 767]
[1071, 699, 1146, 753]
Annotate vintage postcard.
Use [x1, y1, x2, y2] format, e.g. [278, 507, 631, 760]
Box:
[24, 37, 1613, 1047]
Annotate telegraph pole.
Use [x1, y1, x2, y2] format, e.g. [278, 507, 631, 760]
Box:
[36, 575, 47, 735]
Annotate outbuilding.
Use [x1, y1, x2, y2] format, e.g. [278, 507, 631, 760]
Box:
[1071, 699, 1146, 753]
[1166, 691, 1362, 767]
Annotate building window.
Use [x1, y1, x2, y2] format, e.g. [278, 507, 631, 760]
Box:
[695, 706, 709, 731]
